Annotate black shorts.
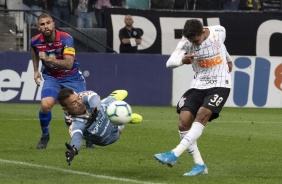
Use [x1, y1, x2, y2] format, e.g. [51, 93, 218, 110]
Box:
[176, 87, 230, 122]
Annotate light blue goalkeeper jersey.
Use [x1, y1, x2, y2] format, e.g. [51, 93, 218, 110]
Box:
[67, 91, 120, 151]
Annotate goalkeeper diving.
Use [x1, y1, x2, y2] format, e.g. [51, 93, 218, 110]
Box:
[57, 89, 142, 166]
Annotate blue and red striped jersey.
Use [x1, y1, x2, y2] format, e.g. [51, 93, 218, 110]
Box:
[30, 30, 81, 78]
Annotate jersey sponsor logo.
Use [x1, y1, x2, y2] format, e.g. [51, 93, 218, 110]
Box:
[53, 41, 62, 47]
[198, 55, 223, 68]
[36, 44, 49, 51]
[36, 44, 47, 49]
[90, 105, 109, 136]
[199, 76, 217, 84]
[199, 45, 211, 50]
[215, 29, 224, 32]
[196, 52, 219, 60]
[208, 102, 215, 106]
[207, 80, 217, 84]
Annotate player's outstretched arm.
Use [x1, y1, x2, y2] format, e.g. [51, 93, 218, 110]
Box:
[65, 142, 78, 166]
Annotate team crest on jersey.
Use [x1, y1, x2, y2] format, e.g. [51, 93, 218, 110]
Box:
[211, 40, 220, 49]
[178, 97, 186, 108]
[210, 34, 221, 50]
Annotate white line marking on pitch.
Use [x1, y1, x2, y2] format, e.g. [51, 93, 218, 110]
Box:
[0, 158, 162, 184]
[4, 119, 281, 123]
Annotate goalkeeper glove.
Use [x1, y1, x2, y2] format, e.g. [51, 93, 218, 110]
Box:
[65, 142, 78, 166]
[85, 107, 99, 128]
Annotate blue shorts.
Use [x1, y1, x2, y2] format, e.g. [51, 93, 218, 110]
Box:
[41, 70, 86, 100]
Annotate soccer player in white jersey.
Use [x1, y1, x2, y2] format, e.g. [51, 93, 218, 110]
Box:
[154, 19, 233, 176]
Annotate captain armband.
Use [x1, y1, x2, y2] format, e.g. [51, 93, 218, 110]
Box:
[63, 47, 75, 56]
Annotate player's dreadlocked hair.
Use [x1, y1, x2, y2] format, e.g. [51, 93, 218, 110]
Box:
[182, 19, 204, 39]
[58, 88, 75, 107]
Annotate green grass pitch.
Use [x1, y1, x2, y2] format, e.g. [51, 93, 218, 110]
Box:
[0, 103, 281, 184]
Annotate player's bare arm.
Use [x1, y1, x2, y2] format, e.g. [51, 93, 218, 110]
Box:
[227, 61, 233, 72]
[39, 51, 74, 70]
[31, 49, 42, 86]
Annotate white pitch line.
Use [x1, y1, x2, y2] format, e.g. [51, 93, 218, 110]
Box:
[0, 158, 162, 184]
[4, 119, 281, 123]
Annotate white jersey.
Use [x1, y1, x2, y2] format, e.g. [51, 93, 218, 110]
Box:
[166, 25, 232, 89]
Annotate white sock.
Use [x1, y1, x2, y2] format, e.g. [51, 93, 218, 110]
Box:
[189, 141, 204, 165]
[179, 130, 205, 165]
[172, 122, 204, 157]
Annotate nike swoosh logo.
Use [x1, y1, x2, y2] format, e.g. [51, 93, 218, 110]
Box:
[208, 103, 215, 106]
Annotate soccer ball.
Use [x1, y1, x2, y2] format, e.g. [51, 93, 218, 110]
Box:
[106, 100, 132, 125]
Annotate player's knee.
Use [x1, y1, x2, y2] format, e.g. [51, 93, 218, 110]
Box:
[195, 112, 212, 125]
[178, 120, 192, 131]
[41, 98, 55, 113]
[196, 107, 212, 119]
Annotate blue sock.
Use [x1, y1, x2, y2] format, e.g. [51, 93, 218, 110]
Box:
[39, 110, 52, 135]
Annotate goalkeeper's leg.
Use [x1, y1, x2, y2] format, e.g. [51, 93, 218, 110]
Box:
[102, 90, 142, 124]
[130, 113, 142, 124]
[102, 90, 128, 102]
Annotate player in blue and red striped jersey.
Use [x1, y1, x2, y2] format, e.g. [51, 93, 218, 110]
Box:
[30, 13, 94, 149]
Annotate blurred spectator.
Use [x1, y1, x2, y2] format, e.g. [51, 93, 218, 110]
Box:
[72, 0, 95, 28]
[194, 0, 222, 10]
[94, 0, 111, 28]
[263, 0, 281, 11]
[174, 0, 187, 10]
[47, 0, 72, 27]
[224, 0, 241, 11]
[125, 0, 150, 9]
[151, 0, 174, 9]
[110, 0, 125, 7]
[239, 0, 262, 10]
[23, 0, 46, 26]
[119, 14, 142, 53]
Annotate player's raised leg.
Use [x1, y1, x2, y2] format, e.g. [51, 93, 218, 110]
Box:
[130, 113, 142, 124]
[104, 90, 142, 124]
[106, 90, 128, 101]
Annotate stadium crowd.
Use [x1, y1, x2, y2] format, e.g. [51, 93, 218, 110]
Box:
[4, 0, 281, 29]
